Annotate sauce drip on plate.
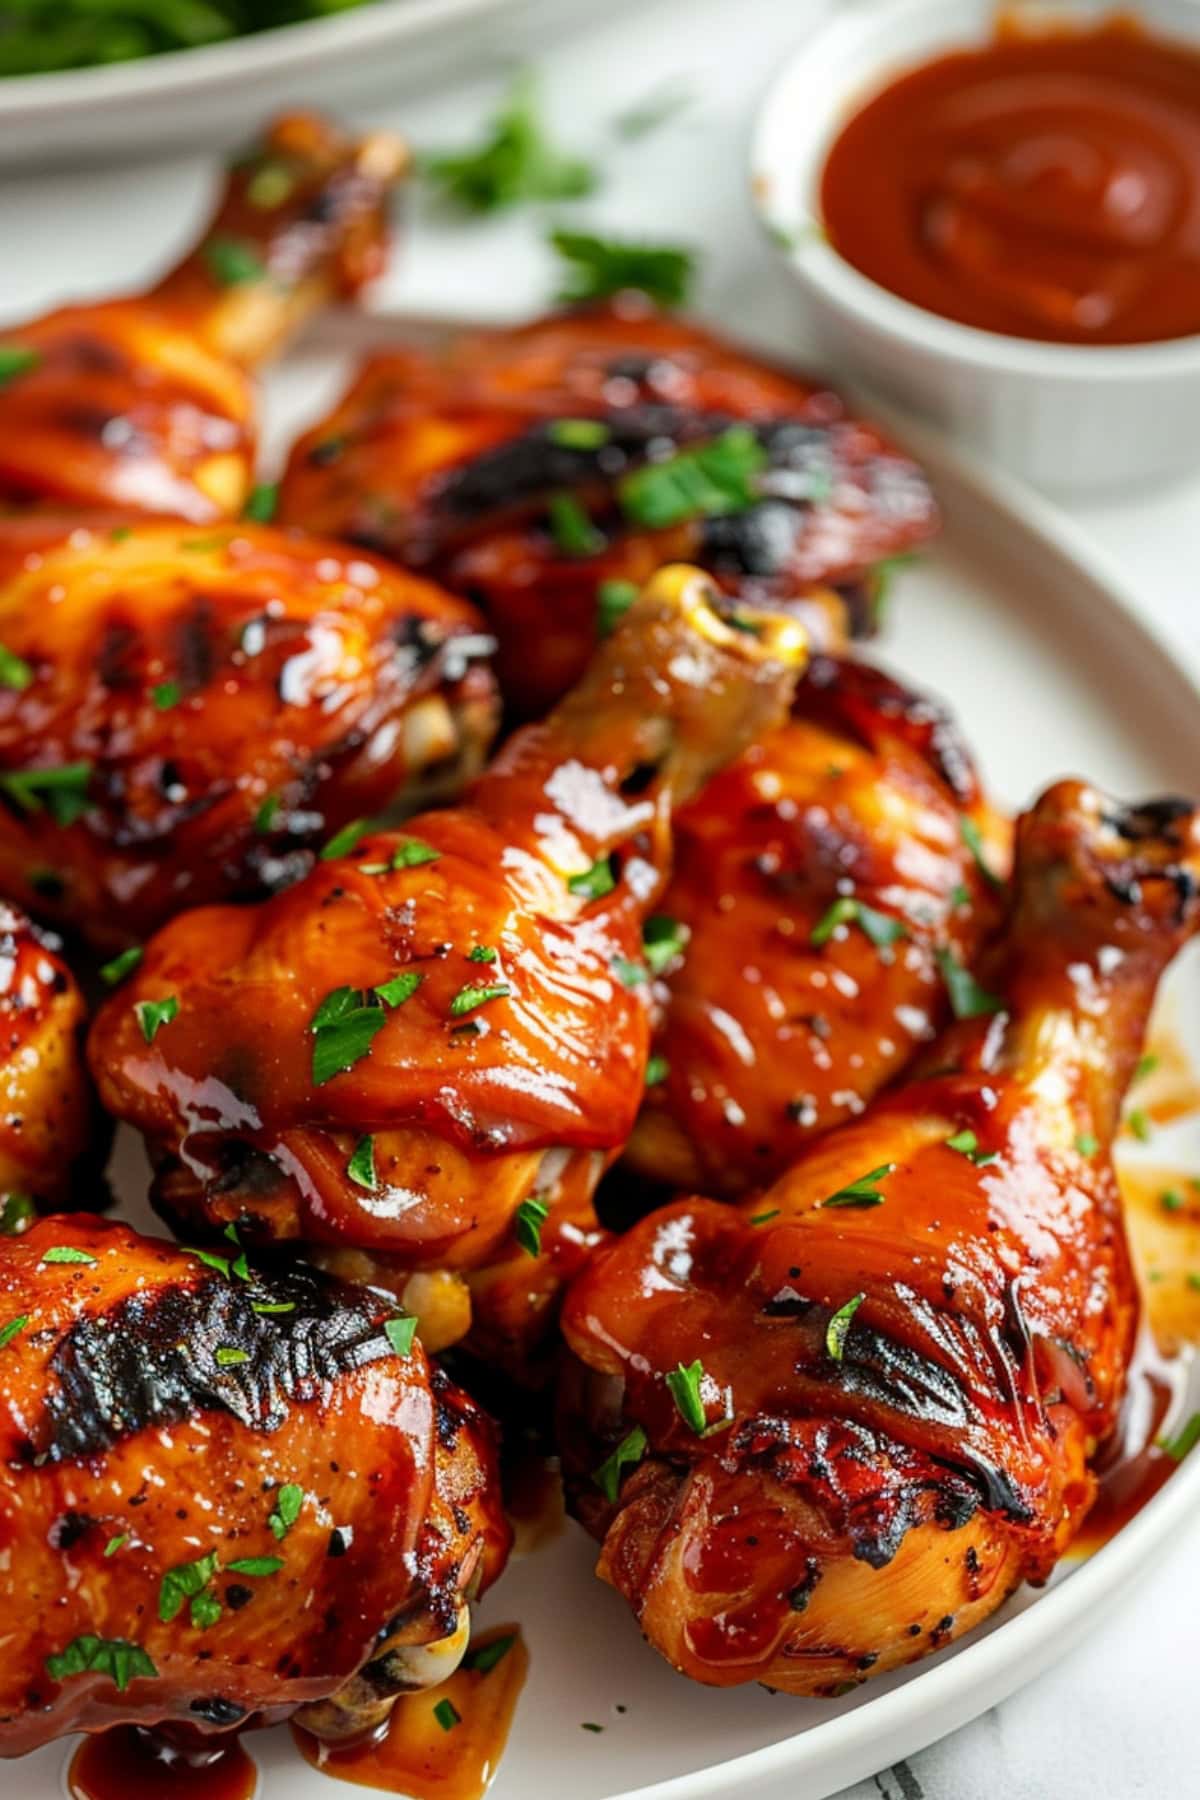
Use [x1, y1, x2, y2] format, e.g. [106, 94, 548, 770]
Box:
[67, 1726, 257, 1800]
[292, 1626, 528, 1799]
[820, 16, 1200, 344]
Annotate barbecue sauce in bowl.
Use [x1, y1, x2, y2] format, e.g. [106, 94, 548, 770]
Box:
[820, 15, 1200, 345]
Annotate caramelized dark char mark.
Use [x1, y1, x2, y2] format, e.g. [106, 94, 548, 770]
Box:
[801, 654, 980, 805]
[38, 1259, 397, 1464]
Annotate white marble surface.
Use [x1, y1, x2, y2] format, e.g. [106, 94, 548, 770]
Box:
[1, 1, 1197, 1794]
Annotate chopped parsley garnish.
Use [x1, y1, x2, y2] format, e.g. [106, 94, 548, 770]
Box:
[99, 945, 142, 986]
[645, 1054, 669, 1087]
[384, 1315, 418, 1357]
[1161, 1189, 1184, 1213]
[1134, 1053, 1159, 1084]
[810, 895, 907, 950]
[596, 578, 639, 637]
[549, 418, 611, 449]
[253, 1300, 296, 1315]
[203, 235, 265, 286]
[269, 1483, 304, 1541]
[643, 915, 687, 974]
[159, 1551, 219, 1624]
[1127, 1108, 1151, 1142]
[515, 1196, 550, 1257]
[433, 1697, 462, 1732]
[825, 1293, 865, 1362]
[190, 1591, 222, 1631]
[135, 995, 179, 1044]
[449, 982, 511, 1017]
[0, 760, 92, 825]
[465, 1632, 518, 1674]
[959, 815, 1003, 889]
[822, 1163, 894, 1209]
[40, 1245, 96, 1265]
[424, 75, 594, 213]
[945, 1129, 997, 1166]
[347, 1134, 377, 1192]
[243, 482, 279, 523]
[186, 1246, 236, 1279]
[665, 1359, 708, 1434]
[45, 1635, 157, 1693]
[226, 1555, 283, 1577]
[618, 425, 764, 530]
[568, 854, 616, 900]
[468, 945, 497, 963]
[611, 955, 647, 989]
[936, 948, 1003, 1020]
[949, 882, 970, 912]
[0, 345, 39, 387]
[151, 680, 181, 711]
[389, 838, 441, 870]
[0, 643, 33, 691]
[548, 491, 605, 557]
[551, 226, 695, 308]
[614, 79, 692, 140]
[0, 1314, 27, 1350]
[1161, 1412, 1200, 1462]
[581, 1721, 605, 1733]
[215, 1347, 248, 1367]
[592, 1424, 647, 1502]
[749, 1209, 780, 1226]
[104, 1534, 127, 1557]
[320, 817, 370, 861]
[254, 792, 281, 833]
[310, 986, 389, 1085]
[222, 1223, 250, 1281]
[0, 1193, 34, 1234]
[375, 971, 424, 1008]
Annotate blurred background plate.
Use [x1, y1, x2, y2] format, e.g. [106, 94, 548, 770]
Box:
[0, 0, 629, 167]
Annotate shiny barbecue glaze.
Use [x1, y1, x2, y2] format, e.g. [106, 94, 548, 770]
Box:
[0, 516, 497, 947]
[87, 568, 807, 1363]
[0, 1214, 509, 1758]
[626, 654, 1010, 1197]
[559, 782, 1200, 1692]
[0, 114, 406, 523]
[277, 299, 938, 716]
[0, 902, 101, 1217]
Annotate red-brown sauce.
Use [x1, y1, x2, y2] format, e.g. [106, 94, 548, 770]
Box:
[291, 1626, 528, 1799]
[67, 1726, 257, 1800]
[820, 15, 1200, 344]
[1072, 1331, 1187, 1557]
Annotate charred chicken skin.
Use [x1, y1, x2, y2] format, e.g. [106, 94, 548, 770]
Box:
[0, 113, 405, 523]
[277, 298, 938, 717]
[0, 903, 100, 1222]
[625, 654, 1011, 1199]
[559, 782, 1200, 1693]
[86, 567, 807, 1362]
[0, 1214, 509, 1758]
[0, 515, 497, 947]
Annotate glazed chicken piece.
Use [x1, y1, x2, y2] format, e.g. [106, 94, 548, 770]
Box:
[0, 903, 100, 1223]
[277, 298, 938, 717]
[87, 567, 807, 1363]
[0, 515, 497, 947]
[559, 782, 1200, 1692]
[623, 654, 1011, 1200]
[0, 1214, 509, 1758]
[0, 113, 406, 522]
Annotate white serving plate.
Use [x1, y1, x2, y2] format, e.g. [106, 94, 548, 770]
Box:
[11, 327, 1200, 1800]
[0, 0, 621, 168]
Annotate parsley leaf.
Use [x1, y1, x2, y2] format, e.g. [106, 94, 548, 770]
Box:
[448, 982, 511, 1018]
[592, 1424, 647, 1502]
[936, 948, 1003, 1020]
[1075, 1132, 1100, 1156]
[821, 1163, 894, 1208]
[375, 971, 424, 1008]
[548, 492, 605, 557]
[548, 418, 610, 449]
[243, 482, 279, 523]
[825, 1293, 865, 1362]
[159, 1551, 219, 1624]
[811, 895, 907, 950]
[320, 818, 370, 861]
[434, 1697, 461, 1731]
[515, 1196, 550, 1257]
[643, 915, 688, 974]
[945, 1128, 997, 1166]
[959, 815, 1003, 889]
[347, 1134, 377, 1191]
[203, 236, 265, 286]
[0, 643, 33, 691]
[596, 578, 639, 637]
[389, 839, 441, 870]
[226, 1555, 283, 1577]
[0, 1193, 34, 1234]
[99, 945, 142, 987]
[0, 1314, 27, 1350]
[0, 345, 39, 387]
[151, 680, 181, 711]
[618, 426, 765, 529]
[1161, 1412, 1200, 1462]
[384, 1315, 418, 1357]
[424, 75, 595, 213]
[40, 1245, 96, 1265]
[135, 995, 179, 1044]
[215, 1346, 248, 1367]
[464, 1631, 519, 1674]
[310, 987, 388, 1085]
[254, 793, 281, 833]
[269, 1483, 304, 1540]
[0, 760, 92, 825]
[665, 1359, 708, 1433]
[45, 1635, 157, 1693]
[568, 855, 616, 900]
[645, 1054, 669, 1087]
[551, 227, 695, 308]
[468, 945, 497, 964]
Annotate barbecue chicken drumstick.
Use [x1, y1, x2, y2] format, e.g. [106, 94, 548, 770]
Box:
[559, 781, 1198, 1692]
[0, 1214, 509, 1758]
[0, 515, 497, 947]
[623, 654, 1010, 1200]
[88, 567, 807, 1361]
[0, 903, 100, 1223]
[0, 113, 405, 522]
[277, 299, 937, 716]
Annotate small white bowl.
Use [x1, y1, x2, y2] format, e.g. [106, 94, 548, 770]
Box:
[751, 0, 1200, 493]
